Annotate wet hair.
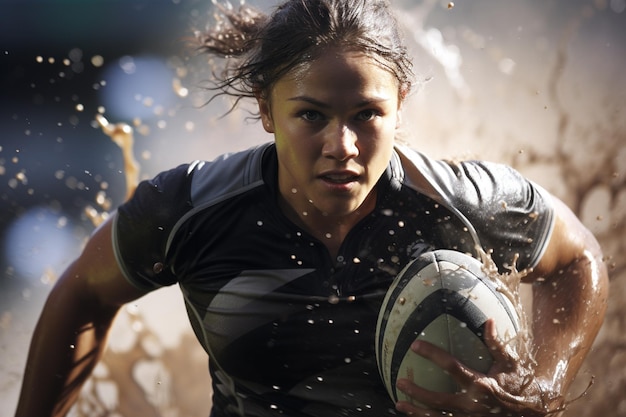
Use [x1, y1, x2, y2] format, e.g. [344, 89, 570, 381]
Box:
[196, 0, 413, 112]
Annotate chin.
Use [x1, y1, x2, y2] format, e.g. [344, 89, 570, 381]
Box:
[318, 202, 367, 218]
[311, 190, 374, 219]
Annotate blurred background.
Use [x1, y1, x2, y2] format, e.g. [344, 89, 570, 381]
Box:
[1, 0, 624, 416]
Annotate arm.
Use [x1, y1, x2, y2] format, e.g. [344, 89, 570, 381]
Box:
[395, 195, 609, 416]
[524, 195, 609, 410]
[14, 218, 148, 417]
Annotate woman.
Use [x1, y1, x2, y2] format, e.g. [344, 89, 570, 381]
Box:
[15, 1, 608, 416]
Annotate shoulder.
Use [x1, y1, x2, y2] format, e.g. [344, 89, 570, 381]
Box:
[395, 146, 552, 214]
[113, 142, 274, 290]
[392, 144, 539, 207]
[391, 144, 556, 270]
[127, 141, 273, 213]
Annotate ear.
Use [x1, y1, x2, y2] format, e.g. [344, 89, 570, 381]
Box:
[396, 87, 407, 129]
[256, 95, 275, 134]
[395, 100, 403, 129]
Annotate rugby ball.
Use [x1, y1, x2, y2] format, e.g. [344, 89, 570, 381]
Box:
[375, 249, 520, 403]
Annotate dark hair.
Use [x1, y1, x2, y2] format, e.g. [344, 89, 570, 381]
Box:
[196, 0, 413, 112]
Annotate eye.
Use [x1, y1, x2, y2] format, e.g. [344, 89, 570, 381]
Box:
[355, 109, 380, 122]
[299, 110, 324, 122]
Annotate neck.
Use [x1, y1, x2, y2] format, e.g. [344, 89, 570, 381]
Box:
[277, 194, 376, 259]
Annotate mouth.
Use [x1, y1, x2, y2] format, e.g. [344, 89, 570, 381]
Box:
[321, 173, 360, 184]
[318, 170, 361, 187]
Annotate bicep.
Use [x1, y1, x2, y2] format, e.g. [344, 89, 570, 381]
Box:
[523, 190, 608, 392]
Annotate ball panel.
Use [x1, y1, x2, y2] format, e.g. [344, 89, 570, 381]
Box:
[389, 289, 491, 400]
[446, 315, 493, 373]
[392, 314, 494, 402]
[395, 316, 456, 401]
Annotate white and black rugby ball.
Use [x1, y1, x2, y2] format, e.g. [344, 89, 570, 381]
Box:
[375, 249, 520, 403]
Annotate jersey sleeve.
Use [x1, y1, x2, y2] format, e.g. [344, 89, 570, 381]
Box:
[112, 164, 194, 291]
[445, 159, 555, 272]
[394, 146, 555, 272]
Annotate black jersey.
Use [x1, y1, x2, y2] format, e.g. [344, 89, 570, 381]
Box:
[113, 142, 554, 417]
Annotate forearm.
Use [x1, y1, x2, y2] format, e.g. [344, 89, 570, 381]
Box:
[15, 269, 120, 417]
[530, 248, 608, 407]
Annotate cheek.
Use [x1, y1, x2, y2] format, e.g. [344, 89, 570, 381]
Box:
[362, 131, 395, 173]
[362, 125, 395, 155]
[275, 134, 314, 174]
[275, 125, 321, 159]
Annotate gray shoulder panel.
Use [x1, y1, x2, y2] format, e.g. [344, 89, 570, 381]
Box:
[190, 142, 271, 207]
[165, 142, 272, 254]
[392, 144, 555, 270]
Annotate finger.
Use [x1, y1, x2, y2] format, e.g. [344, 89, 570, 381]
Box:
[395, 380, 459, 416]
[483, 319, 505, 357]
[396, 377, 455, 407]
[410, 340, 476, 383]
[395, 399, 446, 417]
[395, 379, 483, 417]
[396, 367, 500, 416]
[483, 319, 519, 367]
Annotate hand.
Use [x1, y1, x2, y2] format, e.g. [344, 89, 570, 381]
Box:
[395, 320, 565, 417]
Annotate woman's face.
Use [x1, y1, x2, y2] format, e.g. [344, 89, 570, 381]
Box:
[258, 49, 402, 224]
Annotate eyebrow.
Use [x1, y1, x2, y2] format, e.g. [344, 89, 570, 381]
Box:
[287, 95, 391, 108]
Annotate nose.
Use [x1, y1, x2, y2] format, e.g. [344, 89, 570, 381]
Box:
[322, 124, 359, 161]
